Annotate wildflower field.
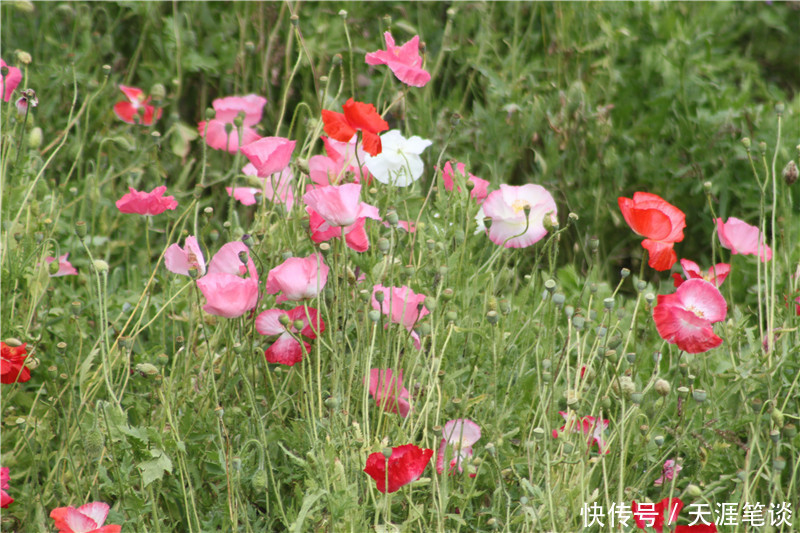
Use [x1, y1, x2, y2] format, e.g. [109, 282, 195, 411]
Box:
[2, 2, 800, 532]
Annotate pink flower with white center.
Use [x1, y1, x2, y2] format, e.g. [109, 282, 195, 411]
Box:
[231, 166, 295, 211]
[115, 186, 178, 216]
[365, 32, 431, 87]
[672, 259, 730, 288]
[256, 306, 324, 366]
[198, 94, 266, 153]
[50, 501, 121, 533]
[196, 242, 259, 318]
[266, 253, 329, 304]
[716, 217, 772, 262]
[441, 161, 490, 204]
[1, 467, 13, 508]
[1, 59, 22, 102]
[365, 368, 411, 417]
[482, 184, 557, 248]
[552, 411, 610, 454]
[654, 459, 683, 486]
[436, 419, 481, 477]
[372, 285, 429, 349]
[164, 236, 206, 276]
[653, 278, 727, 354]
[113, 85, 162, 126]
[45, 254, 78, 277]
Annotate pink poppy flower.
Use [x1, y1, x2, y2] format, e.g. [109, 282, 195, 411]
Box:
[552, 411, 610, 454]
[225, 186, 260, 206]
[198, 94, 267, 153]
[164, 236, 206, 276]
[1, 59, 22, 102]
[364, 444, 434, 493]
[436, 419, 481, 477]
[45, 254, 78, 277]
[113, 85, 162, 126]
[365, 32, 431, 88]
[196, 242, 259, 318]
[654, 459, 682, 486]
[308, 136, 372, 185]
[618, 192, 686, 271]
[308, 208, 371, 252]
[50, 501, 121, 533]
[1, 467, 13, 508]
[482, 184, 557, 248]
[441, 161, 490, 204]
[365, 368, 411, 418]
[672, 258, 730, 288]
[266, 253, 329, 304]
[233, 166, 295, 211]
[303, 183, 380, 228]
[240, 136, 295, 177]
[653, 278, 727, 354]
[115, 186, 178, 216]
[256, 306, 324, 366]
[372, 285, 429, 349]
[716, 217, 772, 262]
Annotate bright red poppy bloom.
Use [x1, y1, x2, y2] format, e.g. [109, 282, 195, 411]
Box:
[631, 498, 683, 533]
[653, 278, 727, 353]
[618, 192, 685, 271]
[255, 306, 324, 366]
[113, 85, 162, 126]
[50, 501, 121, 533]
[1, 342, 30, 384]
[364, 444, 433, 493]
[115, 186, 178, 216]
[321, 98, 389, 157]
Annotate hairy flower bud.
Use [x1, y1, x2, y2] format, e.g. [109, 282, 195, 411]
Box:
[783, 160, 798, 186]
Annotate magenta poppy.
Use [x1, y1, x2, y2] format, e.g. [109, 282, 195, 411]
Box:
[115, 186, 178, 216]
[45, 254, 78, 277]
[196, 242, 259, 318]
[366, 368, 411, 418]
[364, 444, 433, 493]
[256, 306, 324, 366]
[1, 59, 22, 102]
[672, 258, 729, 288]
[436, 419, 481, 477]
[266, 253, 329, 304]
[1, 467, 13, 508]
[552, 411, 609, 454]
[653, 278, 727, 353]
[441, 161, 489, 204]
[164, 236, 206, 276]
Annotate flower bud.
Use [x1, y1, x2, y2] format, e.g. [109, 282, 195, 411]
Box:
[552, 293, 566, 307]
[377, 237, 390, 254]
[292, 319, 304, 331]
[636, 280, 647, 292]
[442, 288, 454, 301]
[446, 311, 457, 323]
[741, 137, 751, 150]
[486, 310, 499, 325]
[278, 314, 291, 327]
[773, 456, 787, 471]
[135, 363, 160, 377]
[83, 428, 105, 458]
[783, 160, 798, 185]
[631, 392, 643, 405]
[771, 407, 785, 428]
[368, 310, 381, 322]
[28, 126, 42, 149]
[685, 484, 702, 498]
[424, 297, 437, 311]
[644, 292, 655, 306]
[769, 429, 780, 443]
[654, 435, 665, 447]
[92, 259, 109, 273]
[782, 423, 796, 439]
[75, 220, 87, 239]
[544, 279, 557, 293]
[48, 259, 60, 275]
[620, 268, 630, 279]
[676, 386, 689, 399]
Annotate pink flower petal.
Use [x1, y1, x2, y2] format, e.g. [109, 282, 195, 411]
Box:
[482, 184, 557, 248]
[365, 32, 431, 87]
[1, 59, 22, 102]
[196, 273, 259, 318]
[164, 236, 206, 276]
[240, 136, 296, 177]
[266, 254, 329, 303]
[716, 217, 772, 262]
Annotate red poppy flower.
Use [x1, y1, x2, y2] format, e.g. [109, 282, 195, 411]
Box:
[364, 444, 433, 493]
[113, 85, 162, 126]
[321, 98, 389, 157]
[1, 342, 30, 384]
[50, 501, 121, 533]
[675, 525, 718, 533]
[618, 192, 685, 271]
[632, 497, 683, 533]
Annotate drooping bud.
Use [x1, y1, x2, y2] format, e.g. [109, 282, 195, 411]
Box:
[783, 160, 797, 186]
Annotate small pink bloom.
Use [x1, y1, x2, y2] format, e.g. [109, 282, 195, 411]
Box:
[1, 59, 22, 103]
[436, 419, 481, 477]
[372, 285, 429, 349]
[552, 411, 610, 454]
[654, 459, 683, 486]
[653, 278, 727, 354]
[716, 217, 772, 262]
[113, 85, 162, 126]
[365, 32, 431, 87]
[303, 183, 380, 228]
[50, 501, 121, 533]
[164, 236, 206, 276]
[1, 467, 13, 508]
[198, 94, 267, 153]
[240, 136, 296, 177]
[266, 253, 329, 304]
[672, 259, 730, 288]
[441, 161, 490, 204]
[196, 242, 259, 318]
[240, 166, 295, 212]
[308, 209, 371, 252]
[226, 186, 260, 206]
[482, 184, 557, 248]
[115, 186, 178, 216]
[45, 254, 78, 277]
[256, 306, 324, 366]
[365, 368, 411, 417]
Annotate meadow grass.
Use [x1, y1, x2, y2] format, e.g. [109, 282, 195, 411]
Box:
[1, 2, 799, 531]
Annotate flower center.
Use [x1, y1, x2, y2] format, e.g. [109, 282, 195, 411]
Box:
[686, 305, 705, 319]
[511, 199, 531, 214]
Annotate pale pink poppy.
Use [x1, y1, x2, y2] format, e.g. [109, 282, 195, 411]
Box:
[372, 285, 429, 349]
[716, 217, 772, 262]
[436, 419, 481, 476]
[164, 236, 206, 276]
[303, 183, 380, 228]
[256, 306, 324, 366]
[441, 161, 490, 204]
[672, 259, 730, 288]
[115, 186, 178, 215]
[653, 278, 727, 354]
[365, 32, 431, 87]
[198, 94, 266, 153]
[240, 136, 295, 177]
[309, 136, 372, 186]
[225, 186, 260, 206]
[45, 254, 78, 277]
[1, 467, 12, 508]
[365, 368, 411, 417]
[50, 501, 121, 533]
[266, 253, 329, 304]
[654, 459, 683, 486]
[113, 85, 162, 126]
[0, 59, 22, 102]
[196, 242, 259, 318]
[482, 184, 557, 248]
[552, 411, 610, 454]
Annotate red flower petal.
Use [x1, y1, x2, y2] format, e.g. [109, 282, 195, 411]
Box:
[364, 444, 433, 493]
[321, 110, 356, 143]
[342, 98, 389, 134]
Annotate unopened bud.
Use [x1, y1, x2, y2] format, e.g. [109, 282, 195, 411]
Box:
[424, 297, 437, 311]
[150, 83, 166, 101]
[92, 259, 109, 273]
[205, 108, 215, 120]
[783, 160, 798, 185]
[28, 126, 42, 149]
[654, 435, 665, 447]
[368, 309, 381, 322]
[486, 310, 499, 325]
[377, 237, 390, 254]
[75, 221, 87, 238]
[292, 319, 304, 331]
[741, 137, 751, 150]
[290, 14, 299, 27]
[620, 268, 630, 279]
[278, 314, 291, 327]
[135, 363, 159, 377]
[685, 484, 702, 498]
[771, 408, 785, 428]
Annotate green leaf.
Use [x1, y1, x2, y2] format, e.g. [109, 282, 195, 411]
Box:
[139, 448, 173, 487]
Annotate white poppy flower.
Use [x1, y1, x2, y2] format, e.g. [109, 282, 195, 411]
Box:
[365, 130, 432, 187]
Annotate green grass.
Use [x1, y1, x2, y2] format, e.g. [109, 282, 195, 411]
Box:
[2, 2, 799, 531]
